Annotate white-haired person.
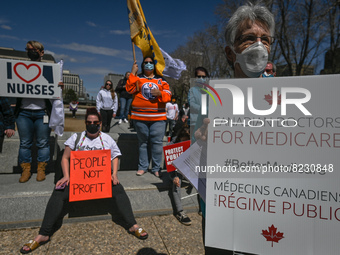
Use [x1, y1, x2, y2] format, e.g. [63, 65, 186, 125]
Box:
[199, 3, 275, 254]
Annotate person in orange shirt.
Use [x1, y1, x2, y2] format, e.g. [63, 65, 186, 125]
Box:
[126, 56, 171, 177]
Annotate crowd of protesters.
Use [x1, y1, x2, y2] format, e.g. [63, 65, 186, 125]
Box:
[0, 2, 279, 254]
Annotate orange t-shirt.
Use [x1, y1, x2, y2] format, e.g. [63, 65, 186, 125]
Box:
[126, 73, 171, 121]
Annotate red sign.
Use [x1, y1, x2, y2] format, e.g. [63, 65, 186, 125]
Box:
[163, 140, 190, 172]
[69, 150, 112, 202]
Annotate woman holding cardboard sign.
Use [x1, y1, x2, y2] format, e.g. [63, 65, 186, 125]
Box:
[15, 40, 64, 183]
[20, 108, 148, 254]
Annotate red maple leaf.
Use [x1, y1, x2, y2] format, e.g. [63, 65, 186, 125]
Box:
[264, 91, 281, 105]
[261, 224, 284, 247]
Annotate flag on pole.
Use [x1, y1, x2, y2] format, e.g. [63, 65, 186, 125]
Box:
[160, 48, 187, 80]
[127, 0, 165, 76]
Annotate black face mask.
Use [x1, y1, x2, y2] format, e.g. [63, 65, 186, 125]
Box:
[86, 124, 100, 134]
[27, 50, 40, 61]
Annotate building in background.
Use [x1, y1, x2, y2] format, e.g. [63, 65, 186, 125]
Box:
[62, 70, 86, 98]
[321, 48, 340, 74]
[104, 73, 124, 90]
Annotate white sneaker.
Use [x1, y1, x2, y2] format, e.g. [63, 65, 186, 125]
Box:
[118, 119, 122, 124]
[123, 118, 128, 123]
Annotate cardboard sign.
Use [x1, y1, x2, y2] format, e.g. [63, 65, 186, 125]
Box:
[204, 75, 340, 254]
[69, 150, 112, 202]
[0, 58, 62, 99]
[163, 140, 190, 172]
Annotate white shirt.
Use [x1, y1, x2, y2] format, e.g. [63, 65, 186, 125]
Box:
[166, 102, 179, 120]
[96, 89, 118, 113]
[64, 131, 122, 160]
[21, 98, 46, 110]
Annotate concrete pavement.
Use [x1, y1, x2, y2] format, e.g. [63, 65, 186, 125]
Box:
[0, 111, 205, 254]
[1, 212, 205, 255]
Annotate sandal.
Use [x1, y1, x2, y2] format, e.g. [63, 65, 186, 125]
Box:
[129, 227, 148, 240]
[136, 170, 145, 176]
[20, 239, 50, 254]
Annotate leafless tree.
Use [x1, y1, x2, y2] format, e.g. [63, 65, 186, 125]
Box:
[274, 0, 328, 75]
[320, 0, 340, 73]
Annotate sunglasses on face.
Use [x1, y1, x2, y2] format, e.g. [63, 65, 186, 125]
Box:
[144, 61, 153, 64]
[196, 76, 206, 78]
[105, 83, 112, 86]
[86, 121, 100, 125]
[25, 48, 38, 52]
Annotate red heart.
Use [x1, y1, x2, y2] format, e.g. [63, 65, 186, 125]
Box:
[14, 62, 42, 84]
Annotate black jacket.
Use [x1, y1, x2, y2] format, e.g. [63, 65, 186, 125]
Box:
[115, 78, 132, 99]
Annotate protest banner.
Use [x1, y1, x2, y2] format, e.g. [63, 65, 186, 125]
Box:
[127, 0, 165, 76]
[160, 48, 186, 80]
[69, 150, 112, 202]
[163, 140, 190, 172]
[172, 139, 207, 202]
[202, 75, 340, 254]
[0, 58, 62, 99]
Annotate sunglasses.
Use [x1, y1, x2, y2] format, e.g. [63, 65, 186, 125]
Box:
[105, 83, 112, 86]
[144, 61, 153, 64]
[85, 121, 100, 125]
[196, 76, 206, 78]
[25, 48, 38, 52]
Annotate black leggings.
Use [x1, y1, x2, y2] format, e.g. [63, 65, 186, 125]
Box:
[100, 109, 113, 132]
[39, 183, 136, 236]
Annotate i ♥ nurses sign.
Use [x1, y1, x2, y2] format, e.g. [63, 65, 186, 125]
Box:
[0, 59, 62, 99]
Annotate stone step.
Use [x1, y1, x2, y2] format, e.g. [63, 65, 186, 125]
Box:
[0, 128, 169, 173]
[0, 171, 199, 230]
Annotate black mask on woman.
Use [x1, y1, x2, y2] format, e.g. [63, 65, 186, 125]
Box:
[86, 124, 100, 134]
[27, 50, 40, 61]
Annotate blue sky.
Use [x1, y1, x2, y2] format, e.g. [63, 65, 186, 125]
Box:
[0, 0, 222, 98]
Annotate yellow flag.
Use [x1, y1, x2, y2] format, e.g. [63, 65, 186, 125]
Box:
[127, 0, 165, 76]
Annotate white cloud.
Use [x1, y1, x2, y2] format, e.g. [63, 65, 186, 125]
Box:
[150, 28, 177, 37]
[86, 21, 97, 27]
[45, 50, 80, 63]
[0, 18, 8, 24]
[109, 29, 130, 35]
[72, 67, 114, 76]
[53, 43, 132, 61]
[0, 34, 20, 40]
[1, 25, 12, 30]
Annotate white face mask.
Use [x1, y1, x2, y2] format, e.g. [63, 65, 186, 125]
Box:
[233, 41, 269, 78]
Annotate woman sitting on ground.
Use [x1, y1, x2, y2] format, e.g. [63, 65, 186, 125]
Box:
[20, 108, 148, 254]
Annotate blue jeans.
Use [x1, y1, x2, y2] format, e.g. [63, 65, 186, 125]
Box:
[166, 119, 176, 137]
[16, 109, 51, 164]
[133, 120, 166, 173]
[119, 97, 132, 120]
